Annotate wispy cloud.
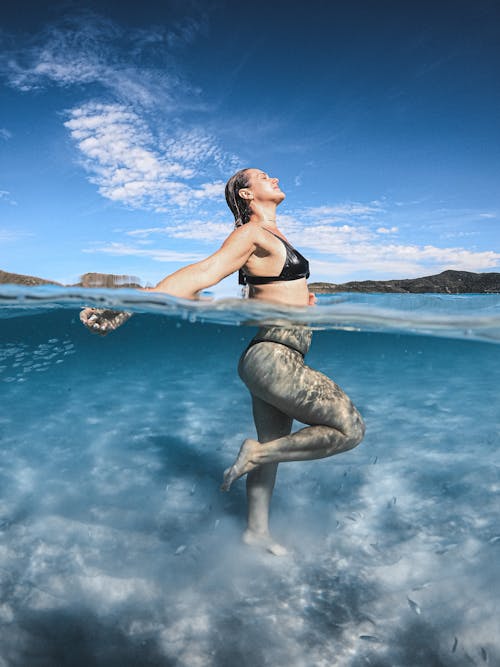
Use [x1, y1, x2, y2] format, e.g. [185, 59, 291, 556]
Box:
[1, 10, 239, 225]
[1, 12, 206, 110]
[126, 220, 232, 243]
[119, 200, 499, 279]
[376, 226, 399, 234]
[0, 190, 17, 206]
[64, 103, 227, 211]
[0, 129, 12, 141]
[299, 202, 384, 223]
[83, 242, 203, 263]
[0, 11, 237, 216]
[0, 228, 29, 242]
[279, 207, 500, 278]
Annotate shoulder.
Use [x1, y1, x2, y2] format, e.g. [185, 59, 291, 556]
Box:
[224, 222, 266, 246]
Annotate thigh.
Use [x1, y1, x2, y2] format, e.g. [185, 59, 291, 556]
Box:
[240, 342, 360, 433]
[251, 394, 293, 442]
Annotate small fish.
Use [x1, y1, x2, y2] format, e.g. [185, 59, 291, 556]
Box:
[488, 536, 500, 544]
[481, 647, 488, 662]
[175, 545, 187, 555]
[412, 582, 431, 591]
[452, 637, 458, 653]
[359, 635, 381, 643]
[407, 597, 421, 615]
[372, 456, 378, 464]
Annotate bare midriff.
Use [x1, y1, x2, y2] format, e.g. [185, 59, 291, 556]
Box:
[248, 277, 310, 307]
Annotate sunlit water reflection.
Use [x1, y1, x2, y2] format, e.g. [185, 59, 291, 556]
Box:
[1, 289, 499, 666]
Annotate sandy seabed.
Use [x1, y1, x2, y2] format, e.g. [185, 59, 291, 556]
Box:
[0, 309, 499, 666]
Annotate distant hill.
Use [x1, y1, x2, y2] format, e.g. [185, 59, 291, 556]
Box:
[0, 270, 141, 288]
[73, 272, 142, 289]
[309, 270, 500, 294]
[1, 268, 500, 293]
[0, 269, 61, 286]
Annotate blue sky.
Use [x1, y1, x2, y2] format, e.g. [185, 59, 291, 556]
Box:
[1, 0, 499, 290]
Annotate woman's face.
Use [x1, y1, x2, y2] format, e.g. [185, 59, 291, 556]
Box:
[242, 169, 286, 205]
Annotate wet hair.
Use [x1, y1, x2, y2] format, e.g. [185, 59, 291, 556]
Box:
[225, 168, 252, 227]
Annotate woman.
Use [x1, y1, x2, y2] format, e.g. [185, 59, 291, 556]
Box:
[81, 168, 365, 555]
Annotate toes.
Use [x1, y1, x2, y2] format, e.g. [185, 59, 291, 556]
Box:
[267, 542, 288, 557]
[220, 466, 236, 492]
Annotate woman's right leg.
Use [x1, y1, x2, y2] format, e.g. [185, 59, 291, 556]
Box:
[244, 396, 292, 554]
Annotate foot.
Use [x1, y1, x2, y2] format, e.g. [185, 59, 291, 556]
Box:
[80, 308, 132, 335]
[220, 439, 260, 491]
[242, 529, 288, 556]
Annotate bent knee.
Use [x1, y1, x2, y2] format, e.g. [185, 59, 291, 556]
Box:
[343, 412, 365, 451]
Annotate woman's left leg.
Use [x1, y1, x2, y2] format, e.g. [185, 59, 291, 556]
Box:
[244, 395, 292, 554]
[222, 342, 365, 490]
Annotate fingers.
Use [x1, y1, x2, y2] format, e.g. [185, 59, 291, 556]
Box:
[79, 308, 132, 335]
[79, 307, 111, 335]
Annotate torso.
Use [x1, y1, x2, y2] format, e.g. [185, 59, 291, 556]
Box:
[242, 223, 311, 307]
[248, 280, 310, 307]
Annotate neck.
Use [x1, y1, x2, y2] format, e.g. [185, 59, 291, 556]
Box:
[249, 202, 278, 227]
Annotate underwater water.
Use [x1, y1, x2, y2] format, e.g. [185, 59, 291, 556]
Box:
[0, 287, 499, 667]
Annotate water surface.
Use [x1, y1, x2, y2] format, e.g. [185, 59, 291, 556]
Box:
[1, 288, 499, 666]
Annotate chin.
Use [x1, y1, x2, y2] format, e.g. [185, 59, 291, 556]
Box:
[275, 191, 286, 204]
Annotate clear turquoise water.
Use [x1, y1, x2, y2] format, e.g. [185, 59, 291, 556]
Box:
[1, 287, 499, 666]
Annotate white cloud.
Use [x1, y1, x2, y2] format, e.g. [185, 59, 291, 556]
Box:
[279, 208, 500, 278]
[64, 103, 227, 211]
[126, 227, 167, 238]
[479, 213, 497, 219]
[0, 190, 17, 206]
[162, 129, 226, 167]
[126, 220, 231, 243]
[1, 13, 205, 110]
[377, 226, 399, 234]
[83, 242, 203, 263]
[0, 129, 12, 141]
[301, 202, 384, 221]
[0, 228, 30, 241]
[307, 233, 500, 275]
[117, 199, 499, 277]
[167, 221, 232, 242]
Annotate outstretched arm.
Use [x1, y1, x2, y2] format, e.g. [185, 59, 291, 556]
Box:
[80, 225, 257, 334]
[149, 225, 256, 298]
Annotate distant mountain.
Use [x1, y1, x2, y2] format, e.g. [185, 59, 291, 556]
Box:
[0, 270, 141, 288]
[0, 269, 61, 286]
[2, 268, 500, 293]
[309, 270, 500, 294]
[74, 273, 142, 288]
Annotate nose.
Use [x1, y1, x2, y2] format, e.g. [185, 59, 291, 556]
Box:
[271, 176, 279, 184]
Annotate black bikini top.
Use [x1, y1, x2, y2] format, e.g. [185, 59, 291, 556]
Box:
[239, 229, 310, 286]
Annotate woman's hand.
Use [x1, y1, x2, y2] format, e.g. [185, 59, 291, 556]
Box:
[308, 292, 317, 306]
[79, 308, 132, 335]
